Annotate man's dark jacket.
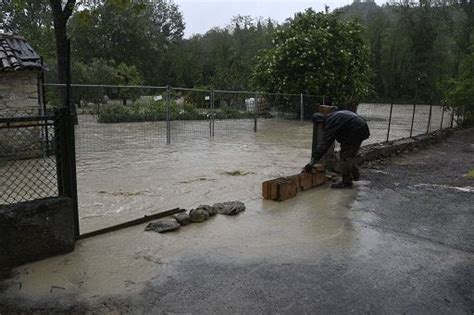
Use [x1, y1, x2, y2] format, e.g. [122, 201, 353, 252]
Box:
[313, 110, 370, 161]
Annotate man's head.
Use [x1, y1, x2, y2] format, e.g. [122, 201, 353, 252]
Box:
[312, 113, 326, 125]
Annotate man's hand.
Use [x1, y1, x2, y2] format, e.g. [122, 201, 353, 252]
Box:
[303, 163, 314, 173]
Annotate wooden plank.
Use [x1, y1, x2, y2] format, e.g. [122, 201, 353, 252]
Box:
[78, 208, 185, 240]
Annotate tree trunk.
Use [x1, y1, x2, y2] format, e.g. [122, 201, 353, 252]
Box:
[49, 0, 76, 85]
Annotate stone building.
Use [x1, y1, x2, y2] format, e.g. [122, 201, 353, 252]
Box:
[0, 34, 44, 159]
[0, 33, 43, 117]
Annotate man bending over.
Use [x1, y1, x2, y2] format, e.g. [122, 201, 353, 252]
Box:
[305, 110, 370, 189]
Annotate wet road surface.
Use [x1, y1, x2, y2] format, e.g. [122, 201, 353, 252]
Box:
[1, 128, 472, 313]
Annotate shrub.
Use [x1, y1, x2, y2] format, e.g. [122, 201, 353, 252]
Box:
[97, 101, 259, 123]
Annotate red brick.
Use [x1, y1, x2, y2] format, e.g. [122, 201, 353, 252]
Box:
[299, 173, 313, 191]
[276, 180, 298, 202]
[312, 173, 326, 187]
[313, 163, 325, 173]
[262, 178, 284, 200]
[286, 175, 301, 192]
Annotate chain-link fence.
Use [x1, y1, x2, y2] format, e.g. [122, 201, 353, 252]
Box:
[0, 113, 59, 206]
[357, 102, 461, 144]
[40, 84, 464, 153]
[5, 82, 458, 233]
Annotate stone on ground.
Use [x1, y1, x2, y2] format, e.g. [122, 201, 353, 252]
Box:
[145, 219, 181, 233]
[213, 201, 246, 216]
[173, 212, 191, 226]
[189, 208, 210, 223]
[196, 205, 217, 216]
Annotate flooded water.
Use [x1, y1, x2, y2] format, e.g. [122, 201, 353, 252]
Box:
[76, 119, 314, 233]
[0, 103, 455, 233]
[73, 104, 454, 233]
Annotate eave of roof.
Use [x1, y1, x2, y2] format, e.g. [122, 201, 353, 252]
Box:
[0, 33, 43, 73]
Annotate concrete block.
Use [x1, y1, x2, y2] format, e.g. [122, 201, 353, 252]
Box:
[0, 197, 76, 269]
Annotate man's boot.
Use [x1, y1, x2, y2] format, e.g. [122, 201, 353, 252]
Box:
[352, 166, 360, 181]
[331, 181, 353, 189]
[332, 163, 353, 189]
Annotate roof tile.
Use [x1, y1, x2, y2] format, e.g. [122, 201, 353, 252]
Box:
[0, 34, 43, 73]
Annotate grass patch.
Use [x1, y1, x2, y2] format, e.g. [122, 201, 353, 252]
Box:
[466, 168, 474, 179]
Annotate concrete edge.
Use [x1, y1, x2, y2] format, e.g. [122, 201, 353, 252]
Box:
[358, 128, 456, 164]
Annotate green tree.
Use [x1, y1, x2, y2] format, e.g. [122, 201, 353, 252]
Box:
[73, 59, 143, 104]
[251, 9, 371, 106]
[444, 53, 474, 125]
[0, 0, 55, 60]
[68, 0, 184, 85]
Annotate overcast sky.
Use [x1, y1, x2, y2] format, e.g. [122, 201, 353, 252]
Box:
[174, 0, 386, 38]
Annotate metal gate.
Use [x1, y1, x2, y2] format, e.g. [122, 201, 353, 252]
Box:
[0, 109, 79, 237]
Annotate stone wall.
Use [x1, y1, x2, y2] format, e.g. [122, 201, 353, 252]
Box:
[0, 71, 39, 117]
[0, 197, 76, 270]
[358, 128, 455, 164]
[0, 71, 44, 160]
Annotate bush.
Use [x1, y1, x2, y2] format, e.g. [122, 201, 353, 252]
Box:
[97, 101, 257, 123]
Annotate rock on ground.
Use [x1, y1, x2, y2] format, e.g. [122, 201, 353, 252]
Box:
[173, 212, 191, 226]
[196, 205, 217, 216]
[213, 201, 246, 216]
[145, 220, 181, 233]
[189, 208, 210, 223]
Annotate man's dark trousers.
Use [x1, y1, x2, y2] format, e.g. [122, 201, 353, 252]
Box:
[340, 140, 362, 184]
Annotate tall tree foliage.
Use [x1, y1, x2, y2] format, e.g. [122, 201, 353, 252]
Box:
[68, 0, 184, 85]
[336, 0, 473, 103]
[0, 0, 55, 59]
[251, 10, 371, 105]
[1, 0, 472, 110]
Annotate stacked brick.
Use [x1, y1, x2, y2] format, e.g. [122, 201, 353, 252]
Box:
[262, 164, 327, 201]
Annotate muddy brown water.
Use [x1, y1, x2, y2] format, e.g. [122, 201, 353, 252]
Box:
[73, 104, 453, 233]
[0, 104, 454, 234]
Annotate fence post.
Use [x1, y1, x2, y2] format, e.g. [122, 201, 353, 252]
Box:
[166, 85, 171, 144]
[211, 90, 215, 137]
[450, 107, 455, 128]
[426, 103, 433, 134]
[300, 93, 304, 122]
[386, 101, 394, 142]
[254, 92, 258, 132]
[39, 57, 49, 156]
[54, 109, 64, 197]
[409, 104, 416, 137]
[440, 104, 445, 130]
[58, 39, 79, 238]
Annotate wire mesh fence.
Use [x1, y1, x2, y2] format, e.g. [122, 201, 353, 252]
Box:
[357, 102, 460, 144]
[2, 82, 465, 232]
[40, 84, 463, 153]
[0, 114, 59, 206]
